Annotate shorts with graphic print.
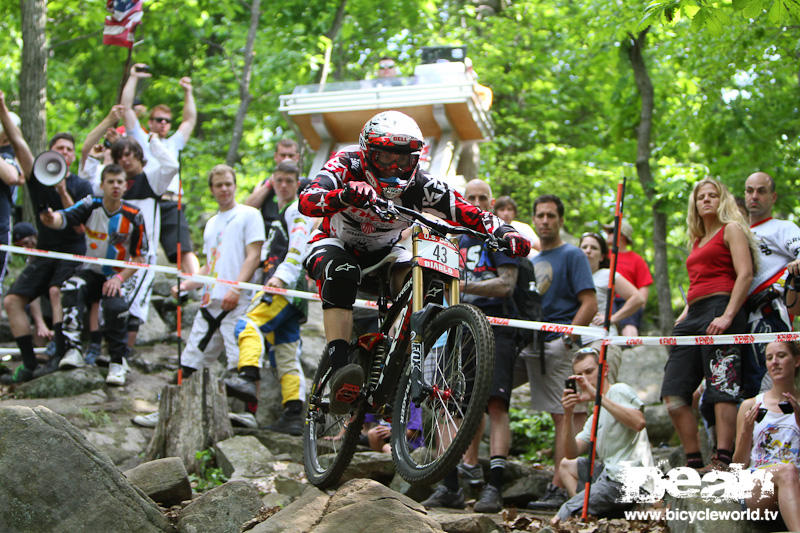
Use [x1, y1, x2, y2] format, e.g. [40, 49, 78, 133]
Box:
[661, 294, 745, 405]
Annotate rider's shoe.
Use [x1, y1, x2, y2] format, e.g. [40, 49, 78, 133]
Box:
[328, 363, 364, 415]
[421, 485, 466, 509]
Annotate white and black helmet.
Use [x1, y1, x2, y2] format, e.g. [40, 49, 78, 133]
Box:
[358, 111, 424, 198]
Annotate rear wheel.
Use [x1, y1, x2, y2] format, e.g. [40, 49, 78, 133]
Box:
[391, 303, 494, 485]
[303, 355, 366, 488]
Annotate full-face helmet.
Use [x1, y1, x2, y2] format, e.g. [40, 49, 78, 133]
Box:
[358, 111, 424, 199]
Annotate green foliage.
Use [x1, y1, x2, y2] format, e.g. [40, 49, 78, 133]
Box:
[189, 448, 228, 492]
[509, 408, 556, 464]
[78, 408, 111, 427]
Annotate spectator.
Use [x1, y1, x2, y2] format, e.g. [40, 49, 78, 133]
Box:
[578, 232, 644, 383]
[732, 340, 800, 531]
[38, 164, 147, 385]
[2, 130, 92, 383]
[10, 223, 52, 351]
[524, 194, 597, 511]
[550, 347, 654, 525]
[224, 161, 315, 436]
[493, 195, 539, 257]
[603, 219, 652, 337]
[422, 179, 521, 513]
[366, 407, 423, 454]
[376, 56, 399, 78]
[78, 105, 125, 192]
[0, 91, 26, 300]
[742, 171, 800, 395]
[661, 177, 756, 472]
[134, 164, 264, 428]
[121, 63, 200, 285]
[244, 138, 302, 229]
[111, 136, 177, 353]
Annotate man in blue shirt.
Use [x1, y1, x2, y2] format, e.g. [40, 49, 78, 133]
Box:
[523, 194, 597, 511]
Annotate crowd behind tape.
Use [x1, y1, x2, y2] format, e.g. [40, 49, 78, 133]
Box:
[4, 243, 796, 348]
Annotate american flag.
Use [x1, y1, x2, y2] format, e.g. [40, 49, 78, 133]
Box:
[103, 0, 143, 48]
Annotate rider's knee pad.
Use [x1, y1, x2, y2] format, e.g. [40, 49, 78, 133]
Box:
[60, 276, 86, 308]
[319, 255, 361, 310]
[102, 297, 129, 321]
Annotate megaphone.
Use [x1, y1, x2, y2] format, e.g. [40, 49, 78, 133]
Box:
[33, 151, 68, 186]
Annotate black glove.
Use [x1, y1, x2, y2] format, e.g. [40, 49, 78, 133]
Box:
[339, 181, 377, 208]
[503, 232, 531, 258]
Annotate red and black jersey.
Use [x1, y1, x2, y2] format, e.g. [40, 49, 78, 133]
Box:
[299, 147, 514, 253]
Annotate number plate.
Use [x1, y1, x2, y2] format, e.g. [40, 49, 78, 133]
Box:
[416, 235, 460, 278]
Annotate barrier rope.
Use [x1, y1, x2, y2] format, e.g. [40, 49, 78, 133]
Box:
[3, 244, 796, 347]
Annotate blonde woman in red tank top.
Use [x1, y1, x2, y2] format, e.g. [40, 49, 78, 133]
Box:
[661, 177, 758, 472]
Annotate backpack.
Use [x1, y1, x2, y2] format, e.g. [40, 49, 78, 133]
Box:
[507, 257, 544, 356]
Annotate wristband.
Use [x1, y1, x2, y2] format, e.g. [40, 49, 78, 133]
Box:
[115, 273, 124, 283]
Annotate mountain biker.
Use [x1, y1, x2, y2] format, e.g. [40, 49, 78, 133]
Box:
[298, 110, 531, 414]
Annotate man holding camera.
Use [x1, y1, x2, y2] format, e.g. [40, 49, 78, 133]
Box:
[550, 347, 654, 524]
[742, 171, 800, 395]
[1, 127, 92, 382]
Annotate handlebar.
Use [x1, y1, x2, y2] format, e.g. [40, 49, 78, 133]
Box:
[370, 197, 510, 253]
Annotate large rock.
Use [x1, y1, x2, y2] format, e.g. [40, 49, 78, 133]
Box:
[136, 303, 170, 344]
[215, 435, 275, 479]
[85, 424, 149, 466]
[176, 480, 263, 533]
[14, 366, 106, 398]
[124, 457, 192, 507]
[0, 406, 168, 532]
[665, 494, 780, 533]
[644, 403, 675, 446]
[427, 511, 504, 533]
[248, 429, 304, 462]
[314, 478, 444, 532]
[502, 467, 552, 506]
[254, 485, 330, 533]
[339, 451, 396, 483]
[616, 345, 668, 405]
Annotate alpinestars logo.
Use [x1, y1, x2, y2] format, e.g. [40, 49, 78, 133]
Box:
[335, 263, 357, 272]
[423, 179, 446, 205]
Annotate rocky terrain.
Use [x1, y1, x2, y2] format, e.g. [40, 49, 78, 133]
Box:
[0, 276, 790, 532]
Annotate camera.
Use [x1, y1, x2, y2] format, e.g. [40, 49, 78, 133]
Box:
[103, 138, 112, 149]
[778, 401, 794, 414]
[755, 407, 768, 422]
[565, 378, 577, 393]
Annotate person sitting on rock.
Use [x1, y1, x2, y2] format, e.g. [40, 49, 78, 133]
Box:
[732, 340, 800, 531]
[365, 406, 423, 454]
[550, 346, 654, 525]
[224, 161, 316, 436]
[38, 164, 147, 386]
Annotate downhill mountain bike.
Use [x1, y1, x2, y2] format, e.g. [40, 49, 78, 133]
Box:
[303, 198, 509, 488]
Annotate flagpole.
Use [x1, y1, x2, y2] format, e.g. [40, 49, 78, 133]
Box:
[581, 176, 626, 520]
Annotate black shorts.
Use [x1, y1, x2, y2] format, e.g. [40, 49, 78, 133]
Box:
[489, 325, 518, 406]
[8, 256, 79, 300]
[660, 295, 745, 405]
[159, 200, 193, 262]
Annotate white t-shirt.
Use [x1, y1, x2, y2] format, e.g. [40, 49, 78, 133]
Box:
[576, 383, 654, 489]
[201, 203, 265, 305]
[130, 124, 187, 194]
[749, 392, 800, 470]
[749, 217, 800, 295]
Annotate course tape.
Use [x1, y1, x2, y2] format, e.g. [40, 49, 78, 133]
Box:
[3, 244, 795, 347]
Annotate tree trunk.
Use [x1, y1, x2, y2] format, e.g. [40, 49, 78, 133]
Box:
[144, 368, 233, 473]
[628, 27, 674, 334]
[317, 0, 347, 84]
[225, 0, 261, 166]
[19, 0, 47, 157]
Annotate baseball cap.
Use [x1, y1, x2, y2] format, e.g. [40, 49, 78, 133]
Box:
[12, 221, 37, 244]
[603, 219, 633, 241]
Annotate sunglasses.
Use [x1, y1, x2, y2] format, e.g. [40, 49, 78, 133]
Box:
[151, 117, 172, 124]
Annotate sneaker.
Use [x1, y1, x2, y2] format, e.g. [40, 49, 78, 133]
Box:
[474, 484, 503, 513]
[35, 354, 61, 378]
[229, 412, 258, 428]
[457, 462, 485, 486]
[695, 456, 730, 475]
[106, 362, 127, 386]
[526, 482, 568, 510]
[328, 363, 364, 415]
[0, 365, 34, 385]
[44, 340, 57, 358]
[131, 411, 160, 428]
[421, 485, 466, 509]
[96, 353, 111, 367]
[59, 348, 85, 369]
[224, 375, 258, 403]
[84, 343, 101, 366]
[266, 408, 303, 436]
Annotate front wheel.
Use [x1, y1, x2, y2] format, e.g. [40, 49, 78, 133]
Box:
[391, 303, 494, 485]
[303, 355, 366, 488]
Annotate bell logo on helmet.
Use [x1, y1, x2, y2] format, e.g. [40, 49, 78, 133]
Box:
[391, 135, 411, 143]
